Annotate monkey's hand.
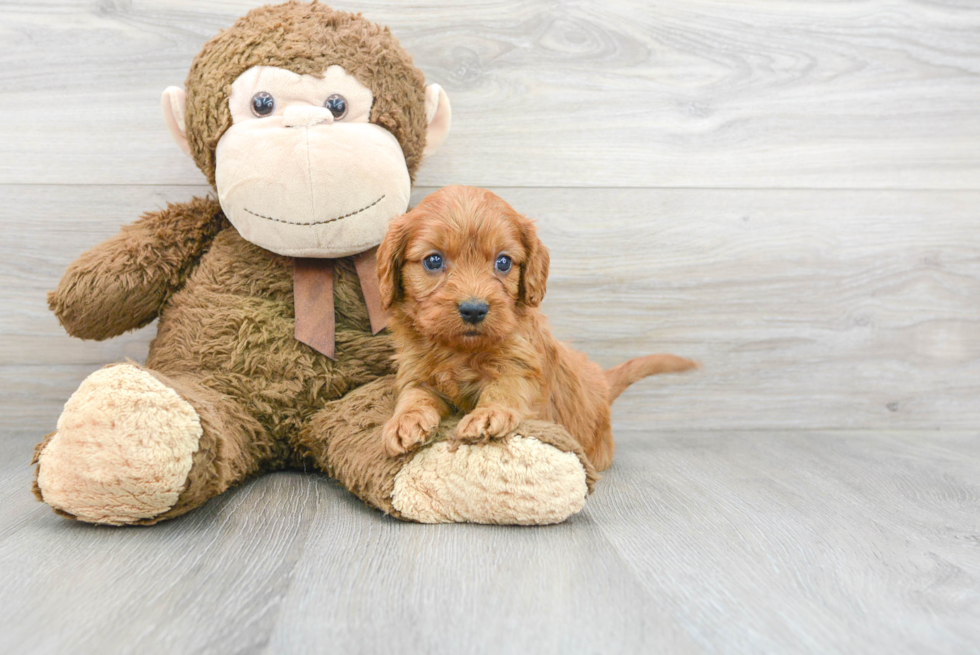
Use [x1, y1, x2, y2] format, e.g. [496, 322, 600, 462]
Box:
[49, 197, 224, 340]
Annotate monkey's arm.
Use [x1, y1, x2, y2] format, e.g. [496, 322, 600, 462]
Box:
[49, 196, 224, 340]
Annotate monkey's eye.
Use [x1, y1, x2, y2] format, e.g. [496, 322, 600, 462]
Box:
[251, 92, 275, 117]
[324, 94, 348, 120]
[495, 255, 512, 273]
[422, 253, 444, 272]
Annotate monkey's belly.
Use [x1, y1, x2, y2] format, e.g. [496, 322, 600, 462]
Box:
[145, 228, 386, 436]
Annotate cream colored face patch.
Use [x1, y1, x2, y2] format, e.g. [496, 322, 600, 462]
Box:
[216, 65, 412, 258]
[227, 65, 374, 125]
[35, 364, 203, 525]
[391, 436, 589, 525]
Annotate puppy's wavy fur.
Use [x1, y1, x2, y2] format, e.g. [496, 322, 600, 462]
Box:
[377, 186, 697, 470]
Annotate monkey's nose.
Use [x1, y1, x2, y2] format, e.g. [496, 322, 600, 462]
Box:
[458, 300, 489, 325]
[282, 105, 335, 128]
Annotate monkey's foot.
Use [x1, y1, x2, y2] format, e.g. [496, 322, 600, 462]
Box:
[391, 433, 590, 525]
[34, 364, 203, 525]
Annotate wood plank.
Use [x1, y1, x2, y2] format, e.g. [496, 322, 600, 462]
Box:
[3, 184, 978, 433]
[0, 463, 322, 653]
[1, 0, 978, 188]
[1, 429, 977, 653]
[266, 479, 698, 654]
[592, 429, 980, 654]
[0, 428, 692, 654]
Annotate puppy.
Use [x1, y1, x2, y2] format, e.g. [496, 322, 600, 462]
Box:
[376, 186, 697, 470]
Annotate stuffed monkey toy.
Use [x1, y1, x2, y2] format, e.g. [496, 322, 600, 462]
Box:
[32, 2, 597, 526]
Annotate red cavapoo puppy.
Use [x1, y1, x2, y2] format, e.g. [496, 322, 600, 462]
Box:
[377, 185, 697, 470]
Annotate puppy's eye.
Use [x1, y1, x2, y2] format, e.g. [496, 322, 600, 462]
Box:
[422, 253, 444, 272]
[324, 94, 347, 119]
[251, 92, 275, 117]
[495, 255, 512, 273]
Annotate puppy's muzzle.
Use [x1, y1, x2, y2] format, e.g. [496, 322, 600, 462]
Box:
[458, 299, 489, 325]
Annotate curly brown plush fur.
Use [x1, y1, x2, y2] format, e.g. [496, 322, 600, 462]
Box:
[38, 2, 433, 520]
[44, 197, 406, 520]
[34, 3, 597, 525]
[47, 197, 225, 340]
[185, 1, 429, 186]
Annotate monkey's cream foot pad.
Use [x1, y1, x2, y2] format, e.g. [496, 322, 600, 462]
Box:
[35, 364, 203, 525]
[391, 436, 589, 524]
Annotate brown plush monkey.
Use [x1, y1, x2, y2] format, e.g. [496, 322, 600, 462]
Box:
[32, 2, 597, 526]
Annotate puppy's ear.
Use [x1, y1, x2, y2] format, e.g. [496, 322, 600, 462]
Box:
[377, 210, 415, 310]
[517, 214, 549, 307]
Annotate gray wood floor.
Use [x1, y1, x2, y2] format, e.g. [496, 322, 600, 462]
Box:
[1, 1, 979, 653]
[1, 428, 978, 654]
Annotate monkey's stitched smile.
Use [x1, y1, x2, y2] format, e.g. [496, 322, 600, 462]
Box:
[244, 194, 386, 226]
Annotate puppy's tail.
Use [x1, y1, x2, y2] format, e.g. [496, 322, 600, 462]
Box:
[605, 354, 699, 403]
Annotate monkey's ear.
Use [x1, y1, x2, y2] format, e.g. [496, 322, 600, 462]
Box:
[422, 84, 451, 158]
[161, 86, 192, 157]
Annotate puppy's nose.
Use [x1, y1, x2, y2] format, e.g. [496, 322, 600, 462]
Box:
[458, 300, 489, 325]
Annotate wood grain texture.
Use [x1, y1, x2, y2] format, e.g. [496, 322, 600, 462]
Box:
[590, 429, 980, 654]
[1, 0, 978, 188]
[0, 428, 977, 654]
[4, 184, 977, 432]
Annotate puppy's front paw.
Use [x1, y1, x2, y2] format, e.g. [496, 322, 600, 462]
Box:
[383, 407, 441, 457]
[455, 407, 522, 444]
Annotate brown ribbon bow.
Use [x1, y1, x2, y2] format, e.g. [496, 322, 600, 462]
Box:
[292, 247, 388, 359]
